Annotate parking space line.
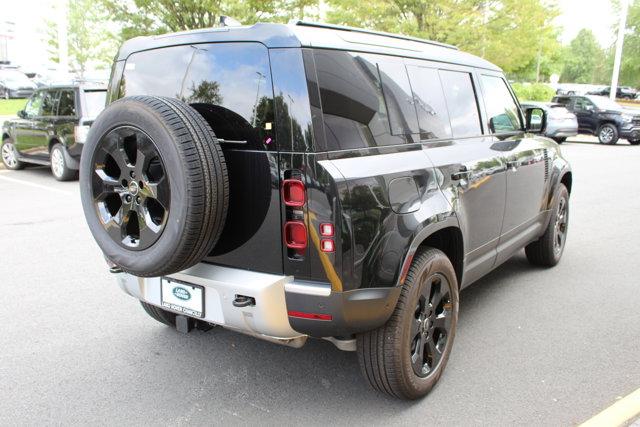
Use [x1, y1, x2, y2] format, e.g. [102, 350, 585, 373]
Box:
[580, 388, 640, 427]
[0, 174, 75, 196]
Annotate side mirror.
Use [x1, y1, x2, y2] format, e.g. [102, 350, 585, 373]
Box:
[524, 107, 546, 133]
[17, 110, 26, 119]
[584, 104, 594, 112]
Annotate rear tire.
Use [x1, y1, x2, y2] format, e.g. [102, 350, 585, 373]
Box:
[1, 139, 25, 170]
[526, 183, 569, 267]
[357, 247, 459, 400]
[140, 301, 177, 326]
[597, 124, 619, 144]
[50, 143, 77, 181]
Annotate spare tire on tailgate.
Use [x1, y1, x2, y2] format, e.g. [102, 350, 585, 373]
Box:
[80, 96, 229, 277]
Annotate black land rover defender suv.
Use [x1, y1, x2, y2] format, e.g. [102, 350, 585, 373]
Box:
[552, 94, 640, 145]
[79, 22, 572, 400]
[2, 83, 107, 180]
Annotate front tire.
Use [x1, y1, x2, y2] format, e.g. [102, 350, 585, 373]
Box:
[526, 183, 569, 267]
[1, 139, 25, 170]
[50, 143, 77, 181]
[553, 137, 566, 144]
[597, 124, 619, 144]
[629, 140, 640, 146]
[357, 247, 459, 400]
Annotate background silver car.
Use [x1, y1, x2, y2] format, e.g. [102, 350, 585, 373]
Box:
[522, 101, 578, 143]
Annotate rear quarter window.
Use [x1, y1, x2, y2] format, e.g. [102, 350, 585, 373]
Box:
[314, 50, 414, 151]
[82, 90, 107, 118]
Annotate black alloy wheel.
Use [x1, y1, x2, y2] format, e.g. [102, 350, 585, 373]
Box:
[92, 126, 170, 250]
[553, 195, 568, 256]
[409, 272, 453, 377]
[357, 247, 459, 400]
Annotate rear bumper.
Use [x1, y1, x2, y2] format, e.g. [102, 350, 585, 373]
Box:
[115, 263, 400, 346]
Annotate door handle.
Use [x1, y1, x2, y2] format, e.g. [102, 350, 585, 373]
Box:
[506, 160, 519, 170]
[451, 167, 470, 181]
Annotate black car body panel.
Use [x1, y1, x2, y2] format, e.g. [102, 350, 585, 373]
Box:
[1, 83, 106, 169]
[105, 22, 571, 337]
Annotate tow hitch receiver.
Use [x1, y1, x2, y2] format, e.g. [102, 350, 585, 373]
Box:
[233, 295, 256, 307]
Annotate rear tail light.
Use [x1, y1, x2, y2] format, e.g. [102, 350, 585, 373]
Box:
[282, 179, 306, 207]
[284, 221, 307, 249]
[320, 223, 334, 237]
[320, 239, 335, 252]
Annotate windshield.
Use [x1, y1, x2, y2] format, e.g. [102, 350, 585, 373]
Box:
[587, 95, 621, 110]
[0, 70, 32, 85]
[83, 90, 107, 117]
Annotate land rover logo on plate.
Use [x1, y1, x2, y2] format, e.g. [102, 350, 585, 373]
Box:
[172, 286, 191, 301]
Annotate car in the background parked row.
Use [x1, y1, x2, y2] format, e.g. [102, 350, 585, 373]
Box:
[588, 86, 638, 100]
[521, 101, 578, 143]
[552, 95, 640, 145]
[0, 69, 37, 99]
[1, 83, 107, 180]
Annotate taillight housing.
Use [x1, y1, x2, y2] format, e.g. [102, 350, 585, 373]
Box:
[284, 221, 307, 249]
[320, 239, 335, 252]
[320, 223, 334, 237]
[282, 179, 306, 207]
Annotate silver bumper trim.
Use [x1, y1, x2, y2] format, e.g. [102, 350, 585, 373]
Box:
[116, 263, 308, 347]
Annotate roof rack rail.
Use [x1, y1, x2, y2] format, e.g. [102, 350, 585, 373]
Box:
[292, 21, 458, 51]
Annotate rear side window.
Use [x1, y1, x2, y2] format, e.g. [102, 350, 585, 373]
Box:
[41, 91, 59, 117]
[480, 75, 522, 133]
[439, 70, 482, 138]
[315, 50, 412, 150]
[58, 90, 76, 116]
[406, 66, 452, 139]
[82, 90, 107, 117]
[121, 42, 274, 151]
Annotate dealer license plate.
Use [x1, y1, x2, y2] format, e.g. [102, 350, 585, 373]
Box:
[160, 278, 204, 318]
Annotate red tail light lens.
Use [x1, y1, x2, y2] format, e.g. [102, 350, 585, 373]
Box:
[284, 221, 307, 249]
[320, 239, 335, 252]
[282, 179, 305, 207]
[319, 223, 334, 237]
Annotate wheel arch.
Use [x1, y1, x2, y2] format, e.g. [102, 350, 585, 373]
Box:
[560, 171, 572, 194]
[48, 137, 62, 153]
[396, 216, 464, 289]
[2, 132, 10, 141]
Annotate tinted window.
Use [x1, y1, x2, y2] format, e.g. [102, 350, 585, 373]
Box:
[480, 75, 522, 133]
[554, 97, 571, 106]
[406, 66, 452, 139]
[82, 90, 106, 117]
[58, 90, 76, 116]
[378, 61, 419, 135]
[574, 97, 595, 110]
[315, 50, 410, 150]
[41, 91, 59, 116]
[439, 70, 481, 138]
[24, 91, 44, 117]
[122, 43, 274, 150]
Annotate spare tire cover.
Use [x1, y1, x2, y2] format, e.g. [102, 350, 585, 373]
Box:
[80, 96, 229, 277]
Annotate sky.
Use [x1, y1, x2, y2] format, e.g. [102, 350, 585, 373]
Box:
[0, 0, 624, 72]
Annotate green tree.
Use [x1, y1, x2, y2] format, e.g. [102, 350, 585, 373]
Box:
[47, 0, 118, 76]
[618, 0, 640, 87]
[325, 0, 561, 77]
[560, 29, 604, 83]
[101, 0, 320, 40]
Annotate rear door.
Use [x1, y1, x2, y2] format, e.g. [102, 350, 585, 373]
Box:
[411, 65, 507, 286]
[30, 89, 59, 159]
[118, 42, 282, 274]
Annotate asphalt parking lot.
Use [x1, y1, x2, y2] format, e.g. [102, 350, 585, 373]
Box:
[1, 138, 639, 425]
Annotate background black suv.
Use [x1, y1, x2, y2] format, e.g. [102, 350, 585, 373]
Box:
[552, 94, 640, 145]
[588, 86, 638, 99]
[1, 83, 107, 180]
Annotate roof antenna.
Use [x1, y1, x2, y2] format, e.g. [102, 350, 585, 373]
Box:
[219, 16, 241, 27]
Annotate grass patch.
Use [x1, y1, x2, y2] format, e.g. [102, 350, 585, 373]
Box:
[0, 99, 27, 116]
